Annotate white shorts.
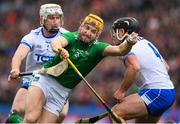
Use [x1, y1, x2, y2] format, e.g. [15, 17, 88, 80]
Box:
[30, 74, 71, 116]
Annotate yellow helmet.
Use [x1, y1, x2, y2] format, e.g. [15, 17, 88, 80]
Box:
[82, 14, 104, 35]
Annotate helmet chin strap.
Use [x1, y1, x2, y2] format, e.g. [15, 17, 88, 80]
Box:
[43, 25, 59, 34]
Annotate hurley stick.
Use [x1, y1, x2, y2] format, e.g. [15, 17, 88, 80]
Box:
[19, 60, 68, 77]
[58, 48, 122, 123]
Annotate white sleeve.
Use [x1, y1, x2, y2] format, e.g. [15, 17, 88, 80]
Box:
[59, 27, 69, 33]
[20, 32, 36, 49]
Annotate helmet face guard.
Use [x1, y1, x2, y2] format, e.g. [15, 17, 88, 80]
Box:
[40, 3, 63, 19]
[39, 4, 64, 34]
[112, 17, 140, 43]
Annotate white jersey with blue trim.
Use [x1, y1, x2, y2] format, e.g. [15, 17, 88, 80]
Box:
[122, 37, 174, 89]
[20, 27, 69, 82]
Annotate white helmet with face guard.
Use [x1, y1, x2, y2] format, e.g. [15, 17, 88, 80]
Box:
[40, 3, 63, 19]
[39, 3, 64, 33]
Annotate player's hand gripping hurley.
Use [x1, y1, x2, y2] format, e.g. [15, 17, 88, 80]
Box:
[18, 60, 68, 77]
[58, 48, 123, 123]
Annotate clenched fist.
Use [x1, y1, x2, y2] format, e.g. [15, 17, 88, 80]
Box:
[58, 48, 69, 59]
[8, 69, 20, 82]
[126, 32, 138, 45]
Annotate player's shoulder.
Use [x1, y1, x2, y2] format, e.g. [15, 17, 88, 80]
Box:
[94, 40, 110, 46]
[91, 40, 110, 51]
[59, 27, 69, 34]
[30, 27, 42, 35]
[136, 36, 149, 44]
[24, 27, 41, 37]
[22, 27, 41, 41]
[62, 31, 77, 37]
[132, 36, 147, 48]
[61, 32, 77, 44]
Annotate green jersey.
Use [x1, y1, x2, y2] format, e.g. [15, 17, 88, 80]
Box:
[44, 32, 110, 89]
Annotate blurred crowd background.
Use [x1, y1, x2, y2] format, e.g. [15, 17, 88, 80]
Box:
[0, 0, 180, 123]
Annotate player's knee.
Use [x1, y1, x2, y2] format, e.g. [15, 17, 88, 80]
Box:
[24, 113, 38, 123]
[24, 110, 41, 123]
[112, 106, 126, 119]
[58, 111, 67, 122]
[12, 98, 26, 115]
[24, 115, 36, 123]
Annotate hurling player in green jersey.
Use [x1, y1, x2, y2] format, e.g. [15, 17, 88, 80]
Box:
[23, 13, 138, 123]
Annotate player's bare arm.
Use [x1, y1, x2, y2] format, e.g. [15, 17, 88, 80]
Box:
[163, 59, 170, 71]
[8, 44, 30, 81]
[103, 32, 138, 56]
[113, 55, 140, 103]
[51, 36, 69, 59]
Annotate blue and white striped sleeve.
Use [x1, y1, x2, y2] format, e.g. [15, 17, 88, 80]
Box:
[20, 33, 34, 49]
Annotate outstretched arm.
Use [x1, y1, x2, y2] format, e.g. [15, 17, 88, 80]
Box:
[103, 32, 138, 56]
[113, 55, 140, 103]
[8, 44, 30, 82]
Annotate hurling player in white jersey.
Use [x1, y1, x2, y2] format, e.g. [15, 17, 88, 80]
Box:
[7, 3, 69, 123]
[110, 17, 176, 122]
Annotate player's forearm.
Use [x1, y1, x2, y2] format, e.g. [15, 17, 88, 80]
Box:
[11, 54, 23, 70]
[119, 64, 139, 92]
[51, 36, 68, 54]
[51, 36, 63, 53]
[118, 40, 134, 56]
[11, 45, 30, 71]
